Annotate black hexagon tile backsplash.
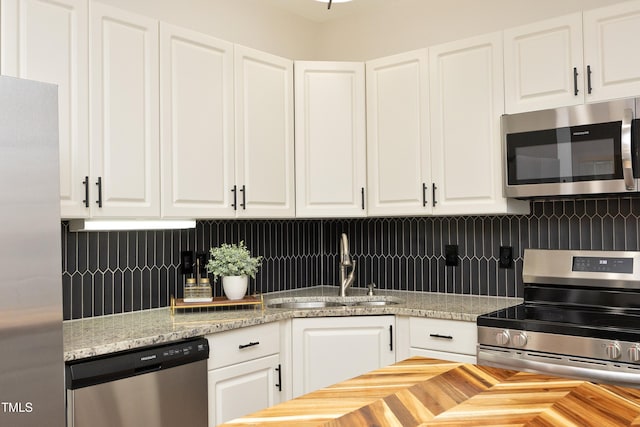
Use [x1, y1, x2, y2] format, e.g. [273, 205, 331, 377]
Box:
[61, 197, 640, 319]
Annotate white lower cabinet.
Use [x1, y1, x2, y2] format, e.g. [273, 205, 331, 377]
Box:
[206, 315, 477, 422]
[208, 354, 281, 425]
[291, 316, 395, 398]
[206, 322, 282, 426]
[396, 316, 477, 364]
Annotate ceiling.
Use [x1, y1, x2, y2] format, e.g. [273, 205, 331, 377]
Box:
[268, 0, 391, 23]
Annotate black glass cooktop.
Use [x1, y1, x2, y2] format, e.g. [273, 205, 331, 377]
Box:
[478, 285, 640, 342]
[478, 304, 640, 339]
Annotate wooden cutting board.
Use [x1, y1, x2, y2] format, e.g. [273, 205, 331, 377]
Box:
[221, 357, 640, 427]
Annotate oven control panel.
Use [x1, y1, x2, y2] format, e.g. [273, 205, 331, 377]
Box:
[572, 256, 633, 273]
[478, 326, 640, 365]
[523, 249, 640, 287]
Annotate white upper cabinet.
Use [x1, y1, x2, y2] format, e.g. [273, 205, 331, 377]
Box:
[505, 1, 640, 111]
[429, 32, 529, 215]
[366, 49, 432, 216]
[160, 23, 235, 218]
[90, 2, 160, 217]
[504, 13, 584, 113]
[583, 0, 640, 103]
[160, 34, 293, 219]
[1, 0, 90, 218]
[235, 45, 295, 218]
[294, 61, 367, 217]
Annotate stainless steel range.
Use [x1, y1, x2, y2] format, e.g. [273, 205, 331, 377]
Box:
[477, 249, 640, 387]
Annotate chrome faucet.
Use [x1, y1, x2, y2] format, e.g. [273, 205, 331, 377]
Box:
[339, 233, 356, 297]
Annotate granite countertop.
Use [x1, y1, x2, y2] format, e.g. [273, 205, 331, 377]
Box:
[221, 356, 640, 427]
[63, 286, 521, 362]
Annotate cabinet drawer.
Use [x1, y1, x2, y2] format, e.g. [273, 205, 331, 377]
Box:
[207, 322, 280, 370]
[409, 317, 477, 355]
[409, 347, 476, 364]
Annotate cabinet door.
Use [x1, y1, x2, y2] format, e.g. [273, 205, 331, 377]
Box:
[89, 3, 159, 217]
[235, 45, 295, 218]
[504, 13, 584, 113]
[584, 0, 640, 103]
[208, 354, 282, 426]
[291, 316, 395, 398]
[429, 32, 528, 215]
[294, 61, 367, 217]
[159, 23, 235, 218]
[1, 0, 89, 218]
[366, 49, 432, 216]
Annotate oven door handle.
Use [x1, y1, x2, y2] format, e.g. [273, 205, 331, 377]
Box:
[621, 107, 635, 191]
[478, 348, 640, 387]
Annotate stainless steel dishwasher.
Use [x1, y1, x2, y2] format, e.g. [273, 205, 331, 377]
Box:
[66, 337, 209, 427]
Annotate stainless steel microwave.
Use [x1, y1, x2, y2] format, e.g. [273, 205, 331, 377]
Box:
[503, 98, 639, 199]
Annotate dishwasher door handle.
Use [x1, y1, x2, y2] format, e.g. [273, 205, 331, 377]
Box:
[134, 364, 162, 375]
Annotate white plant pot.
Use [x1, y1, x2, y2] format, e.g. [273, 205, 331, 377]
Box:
[222, 275, 248, 300]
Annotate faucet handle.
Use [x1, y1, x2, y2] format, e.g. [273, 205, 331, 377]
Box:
[367, 283, 377, 296]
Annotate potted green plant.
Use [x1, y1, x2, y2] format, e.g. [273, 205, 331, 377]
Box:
[205, 241, 262, 300]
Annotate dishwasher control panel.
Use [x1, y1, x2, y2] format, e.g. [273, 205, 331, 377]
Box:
[66, 337, 209, 389]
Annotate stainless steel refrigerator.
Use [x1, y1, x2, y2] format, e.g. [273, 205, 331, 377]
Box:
[0, 76, 64, 426]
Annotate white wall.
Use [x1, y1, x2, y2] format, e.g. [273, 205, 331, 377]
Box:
[96, 0, 319, 59]
[313, 0, 632, 60]
[95, 0, 633, 61]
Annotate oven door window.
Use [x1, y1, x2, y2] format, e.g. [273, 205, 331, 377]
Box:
[506, 121, 622, 185]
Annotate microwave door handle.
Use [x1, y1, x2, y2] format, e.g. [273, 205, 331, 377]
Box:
[621, 108, 635, 190]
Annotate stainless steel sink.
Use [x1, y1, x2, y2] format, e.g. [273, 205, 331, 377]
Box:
[350, 299, 402, 306]
[266, 295, 404, 309]
[267, 300, 345, 309]
[345, 296, 404, 306]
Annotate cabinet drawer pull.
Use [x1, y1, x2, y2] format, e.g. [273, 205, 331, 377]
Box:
[430, 333, 453, 340]
[573, 67, 579, 96]
[240, 184, 246, 210]
[361, 187, 365, 210]
[389, 325, 393, 351]
[587, 65, 593, 94]
[238, 341, 259, 349]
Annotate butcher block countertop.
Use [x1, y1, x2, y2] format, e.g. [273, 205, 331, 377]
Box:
[221, 357, 640, 427]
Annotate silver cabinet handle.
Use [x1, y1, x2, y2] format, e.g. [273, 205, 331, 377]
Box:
[621, 108, 635, 190]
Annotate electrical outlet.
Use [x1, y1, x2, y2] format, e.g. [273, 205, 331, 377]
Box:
[179, 251, 194, 275]
[499, 246, 513, 269]
[445, 244, 459, 267]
